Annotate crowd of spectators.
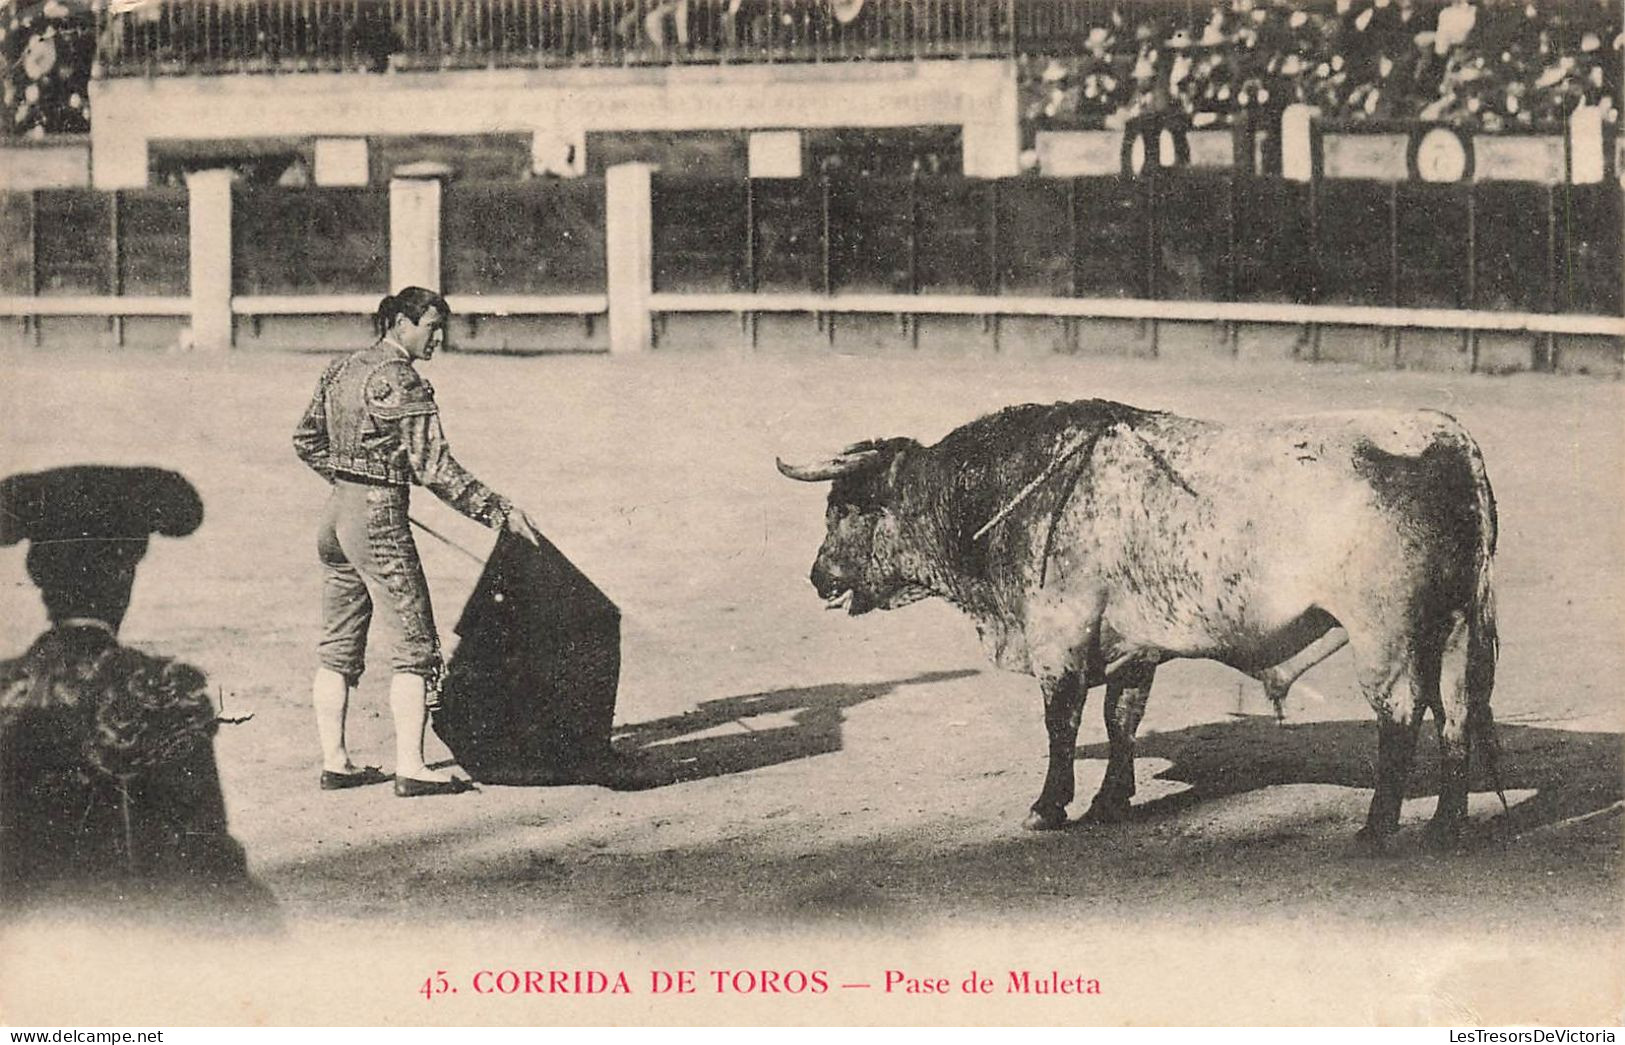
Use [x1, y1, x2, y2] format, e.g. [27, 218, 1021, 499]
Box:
[3, 0, 96, 137]
[4, 0, 1622, 139]
[1020, 0, 1622, 135]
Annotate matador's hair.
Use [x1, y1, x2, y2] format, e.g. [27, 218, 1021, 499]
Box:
[375, 287, 450, 339]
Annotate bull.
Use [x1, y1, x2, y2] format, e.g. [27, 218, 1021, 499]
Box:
[778, 399, 1500, 852]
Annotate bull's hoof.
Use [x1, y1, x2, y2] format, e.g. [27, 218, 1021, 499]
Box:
[1081, 796, 1131, 824]
[1351, 826, 1396, 858]
[1022, 806, 1069, 832]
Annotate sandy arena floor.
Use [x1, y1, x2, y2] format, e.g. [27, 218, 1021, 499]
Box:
[1, 344, 1621, 1025]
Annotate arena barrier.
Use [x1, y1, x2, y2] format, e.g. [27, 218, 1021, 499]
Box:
[0, 165, 1619, 371]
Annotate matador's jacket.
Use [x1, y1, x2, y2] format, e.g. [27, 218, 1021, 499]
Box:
[0, 624, 261, 912]
[292, 342, 512, 526]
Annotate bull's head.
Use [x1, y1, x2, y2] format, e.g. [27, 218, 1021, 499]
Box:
[777, 438, 932, 615]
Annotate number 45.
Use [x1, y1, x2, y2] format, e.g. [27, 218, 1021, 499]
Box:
[420, 971, 452, 1000]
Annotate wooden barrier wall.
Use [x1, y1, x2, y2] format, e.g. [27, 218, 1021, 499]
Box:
[1, 171, 1620, 371]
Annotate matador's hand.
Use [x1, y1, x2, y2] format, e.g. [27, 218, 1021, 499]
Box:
[504, 506, 544, 547]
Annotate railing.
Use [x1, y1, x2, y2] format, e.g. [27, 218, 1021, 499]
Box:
[100, 0, 996, 74]
[95, 0, 1231, 76]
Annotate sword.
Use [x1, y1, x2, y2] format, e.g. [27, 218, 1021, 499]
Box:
[408, 515, 486, 566]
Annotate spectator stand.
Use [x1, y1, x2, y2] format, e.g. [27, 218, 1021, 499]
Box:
[1017, 0, 1622, 177]
[1, 0, 1620, 369]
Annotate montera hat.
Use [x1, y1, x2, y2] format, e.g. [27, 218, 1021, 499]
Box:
[1, 466, 203, 547]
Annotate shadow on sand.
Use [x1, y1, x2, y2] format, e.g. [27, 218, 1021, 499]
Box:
[266, 703, 1619, 929]
[604, 668, 981, 790]
[1075, 718, 1623, 833]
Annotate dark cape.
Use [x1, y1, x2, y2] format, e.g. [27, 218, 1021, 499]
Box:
[433, 530, 621, 785]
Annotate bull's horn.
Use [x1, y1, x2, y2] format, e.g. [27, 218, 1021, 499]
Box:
[775, 449, 883, 482]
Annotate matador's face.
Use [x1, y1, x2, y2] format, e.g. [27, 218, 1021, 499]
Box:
[395, 307, 447, 361]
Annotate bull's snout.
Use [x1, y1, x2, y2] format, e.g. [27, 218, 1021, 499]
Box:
[810, 555, 862, 613]
[810, 559, 840, 598]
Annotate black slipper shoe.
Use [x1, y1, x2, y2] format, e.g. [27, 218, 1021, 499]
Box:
[394, 775, 477, 798]
[320, 766, 392, 791]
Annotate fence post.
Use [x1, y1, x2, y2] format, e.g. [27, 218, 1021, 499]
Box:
[1280, 104, 1318, 183]
[962, 67, 1023, 178]
[185, 168, 234, 351]
[1570, 104, 1606, 184]
[389, 173, 444, 292]
[605, 162, 654, 354]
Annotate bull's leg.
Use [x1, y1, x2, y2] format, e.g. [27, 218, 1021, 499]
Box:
[1352, 649, 1427, 856]
[1084, 661, 1156, 823]
[1427, 611, 1473, 850]
[1023, 669, 1086, 832]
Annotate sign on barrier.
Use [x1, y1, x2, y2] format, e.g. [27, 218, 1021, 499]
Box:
[1033, 130, 1121, 178]
[1409, 126, 1474, 183]
[1474, 135, 1564, 184]
[1320, 132, 1409, 181]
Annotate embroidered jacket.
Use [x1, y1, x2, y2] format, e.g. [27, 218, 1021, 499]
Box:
[293, 343, 513, 528]
[0, 625, 253, 896]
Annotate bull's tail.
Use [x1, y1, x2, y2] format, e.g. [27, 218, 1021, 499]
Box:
[1460, 430, 1508, 819]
